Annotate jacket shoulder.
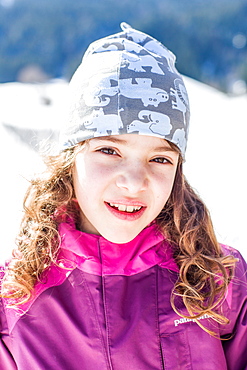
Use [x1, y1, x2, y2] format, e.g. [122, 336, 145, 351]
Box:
[221, 244, 247, 281]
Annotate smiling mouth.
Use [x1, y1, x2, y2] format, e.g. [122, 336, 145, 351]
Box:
[107, 202, 143, 213]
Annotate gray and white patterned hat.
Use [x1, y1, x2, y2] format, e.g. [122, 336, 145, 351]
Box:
[60, 22, 190, 156]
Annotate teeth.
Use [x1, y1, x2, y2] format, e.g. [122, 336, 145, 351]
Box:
[109, 203, 142, 213]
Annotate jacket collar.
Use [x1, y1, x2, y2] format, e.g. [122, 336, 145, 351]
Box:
[58, 219, 179, 276]
[4, 220, 178, 332]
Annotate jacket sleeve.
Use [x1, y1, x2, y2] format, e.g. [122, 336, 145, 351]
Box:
[0, 269, 17, 370]
[221, 249, 247, 370]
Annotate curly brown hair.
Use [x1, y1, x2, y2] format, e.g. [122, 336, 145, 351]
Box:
[1, 141, 237, 336]
[1, 143, 83, 304]
[156, 154, 237, 335]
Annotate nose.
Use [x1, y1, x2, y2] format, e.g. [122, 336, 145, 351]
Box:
[115, 163, 148, 194]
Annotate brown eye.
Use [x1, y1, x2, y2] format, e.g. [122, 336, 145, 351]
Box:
[151, 157, 171, 164]
[99, 148, 117, 155]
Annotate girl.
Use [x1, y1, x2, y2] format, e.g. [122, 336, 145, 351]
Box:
[1, 23, 246, 370]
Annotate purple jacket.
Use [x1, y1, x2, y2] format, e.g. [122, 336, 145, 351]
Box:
[0, 221, 247, 369]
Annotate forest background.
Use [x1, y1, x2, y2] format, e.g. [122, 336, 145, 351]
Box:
[0, 0, 247, 94]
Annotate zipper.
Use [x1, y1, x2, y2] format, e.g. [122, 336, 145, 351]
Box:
[98, 239, 114, 370]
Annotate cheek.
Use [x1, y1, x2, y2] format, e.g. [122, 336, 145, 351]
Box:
[154, 171, 177, 205]
[75, 153, 110, 184]
[72, 170, 84, 204]
[72, 160, 89, 204]
[73, 159, 105, 206]
[73, 155, 94, 191]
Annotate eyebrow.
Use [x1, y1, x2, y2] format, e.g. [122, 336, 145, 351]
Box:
[92, 136, 178, 153]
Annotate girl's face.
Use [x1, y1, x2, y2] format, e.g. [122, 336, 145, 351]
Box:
[73, 134, 179, 243]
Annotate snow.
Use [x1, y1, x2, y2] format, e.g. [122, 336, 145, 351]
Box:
[0, 78, 246, 263]
[183, 77, 247, 258]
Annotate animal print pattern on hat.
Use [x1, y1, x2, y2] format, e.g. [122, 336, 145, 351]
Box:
[60, 22, 190, 156]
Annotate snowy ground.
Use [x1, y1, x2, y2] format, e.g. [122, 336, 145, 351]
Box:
[0, 78, 246, 263]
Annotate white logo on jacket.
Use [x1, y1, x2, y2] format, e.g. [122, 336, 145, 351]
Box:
[174, 314, 211, 327]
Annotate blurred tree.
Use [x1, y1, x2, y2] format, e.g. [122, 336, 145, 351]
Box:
[0, 0, 246, 93]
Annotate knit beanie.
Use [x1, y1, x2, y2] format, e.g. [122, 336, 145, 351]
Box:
[60, 22, 190, 156]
